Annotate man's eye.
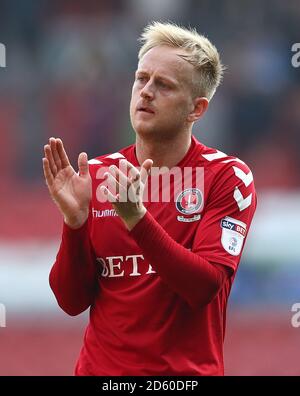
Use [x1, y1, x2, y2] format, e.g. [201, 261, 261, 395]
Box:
[136, 77, 146, 82]
[158, 81, 169, 89]
[161, 83, 167, 88]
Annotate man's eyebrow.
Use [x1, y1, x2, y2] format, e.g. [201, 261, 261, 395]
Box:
[135, 70, 147, 77]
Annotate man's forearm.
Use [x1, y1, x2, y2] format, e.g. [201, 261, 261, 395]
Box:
[49, 219, 98, 316]
[129, 211, 230, 309]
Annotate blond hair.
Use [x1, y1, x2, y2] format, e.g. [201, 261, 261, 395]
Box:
[138, 21, 225, 100]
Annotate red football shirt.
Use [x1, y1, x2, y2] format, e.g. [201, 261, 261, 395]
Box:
[50, 135, 257, 375]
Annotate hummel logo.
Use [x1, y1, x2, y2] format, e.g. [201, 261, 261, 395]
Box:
[92, 208, 118, 218]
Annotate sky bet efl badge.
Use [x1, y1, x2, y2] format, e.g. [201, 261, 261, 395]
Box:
[176, 188, 203, 222]
[220, 216, 247, 256]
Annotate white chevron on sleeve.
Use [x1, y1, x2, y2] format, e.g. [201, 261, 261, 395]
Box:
[234, 187, 252, 211]
[233, 166, 253, 187]
[202, 150, 227, 161]
[105, 152, 125, 159]
[222, 157, 245, 165]
[88, 159, 103, 165]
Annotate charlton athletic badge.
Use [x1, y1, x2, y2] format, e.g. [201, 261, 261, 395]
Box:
[176, 188, 203, 216]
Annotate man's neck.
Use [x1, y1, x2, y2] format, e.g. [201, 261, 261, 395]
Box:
[135, 132, 192, 169]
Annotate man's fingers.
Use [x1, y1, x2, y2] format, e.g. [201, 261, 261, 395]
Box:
[42, 157, 54, 187]
[44, 144, 57, 176]
[100, 185, 119, 203]
[78, 152, 89, 177]
[116, 161, 141, 201]
[105, 172, 127, 200]
[49, 138, 62, 171]
[56, 138, 71, 168]
[120, 159, 139, 180]
[101, 159, 152, 204]
[109, 165, 130, 188]
[140, 159, 153, 184]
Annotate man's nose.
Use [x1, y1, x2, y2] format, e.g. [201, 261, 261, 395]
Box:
[140, 81, 154, 100]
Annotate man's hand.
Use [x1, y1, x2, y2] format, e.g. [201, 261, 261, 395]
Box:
[42, 137, 92, 229]
[100, 159, 153, 231]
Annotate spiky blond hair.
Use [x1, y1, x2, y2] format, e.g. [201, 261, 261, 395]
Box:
[138, 21, 225, 100]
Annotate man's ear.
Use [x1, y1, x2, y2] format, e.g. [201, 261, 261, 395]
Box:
[187, 97, 209, 122]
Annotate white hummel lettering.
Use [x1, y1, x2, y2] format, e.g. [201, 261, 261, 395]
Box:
[234, 187, 252, 211]
[202, 150, 227, 161]
[88, 159, 103, 164]
[233, 166, 253, 187]
[105, 152, 125, 159]
[92, 208, 118, 218]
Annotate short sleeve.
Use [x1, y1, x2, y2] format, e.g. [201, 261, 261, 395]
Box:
[192, 162, 257, 273]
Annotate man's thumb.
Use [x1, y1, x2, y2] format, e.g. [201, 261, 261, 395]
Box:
[78, 152, 89, 177]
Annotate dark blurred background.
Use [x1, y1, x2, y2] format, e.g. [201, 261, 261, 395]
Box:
[0, 0, 299, 375]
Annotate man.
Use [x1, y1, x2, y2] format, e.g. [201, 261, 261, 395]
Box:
[43, 22, 257, 375]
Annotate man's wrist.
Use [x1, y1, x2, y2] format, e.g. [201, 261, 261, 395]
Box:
[123, 207, 147, 231]
[64, 212, 89, 230]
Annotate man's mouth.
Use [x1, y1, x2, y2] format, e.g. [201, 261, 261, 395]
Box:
[137, 106, 155, 114]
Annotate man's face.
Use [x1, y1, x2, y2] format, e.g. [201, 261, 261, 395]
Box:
[130, 45, 196, 140]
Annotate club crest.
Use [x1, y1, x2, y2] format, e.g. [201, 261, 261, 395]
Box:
[176, 188, 203, 215]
